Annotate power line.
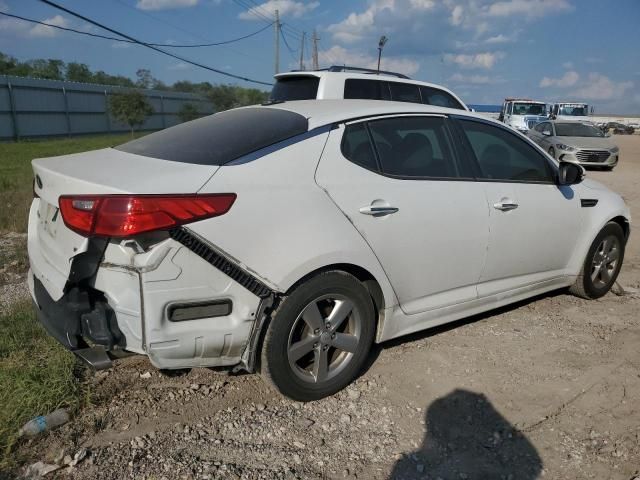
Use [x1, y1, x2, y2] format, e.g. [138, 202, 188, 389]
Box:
[38, 0, 272, 86]
[0, 11, 273, 48]
[280, 28, 297, 61]
[110, 0, 264, 63]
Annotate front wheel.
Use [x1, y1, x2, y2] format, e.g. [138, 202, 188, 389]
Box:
[570, 223, 625, 299]
[260, 271, 376, 401]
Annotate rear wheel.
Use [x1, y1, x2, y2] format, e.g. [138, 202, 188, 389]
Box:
[570, 223, 625, 299]
[260, 271, 375, 401]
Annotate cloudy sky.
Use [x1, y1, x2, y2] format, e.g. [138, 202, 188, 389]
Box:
[0, 0, 638, 113]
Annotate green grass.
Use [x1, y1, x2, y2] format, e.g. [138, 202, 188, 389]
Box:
[0, 134, 142, 233]
[0, 301, 85, 469]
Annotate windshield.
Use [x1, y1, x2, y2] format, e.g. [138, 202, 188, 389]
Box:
[270, 76, 319, 101]
[512, 103, 546, 116]
[558, 105, 588, 116]
[554, 123, 604, 137]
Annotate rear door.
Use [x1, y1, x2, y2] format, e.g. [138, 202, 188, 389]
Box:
[316, 115, 489, 314]
[454, 117, 583, 297]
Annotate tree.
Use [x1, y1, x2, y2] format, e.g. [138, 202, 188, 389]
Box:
[178, 103, 200, 123]
[66, 62, 94, 83]
[108, 90, 153, 136]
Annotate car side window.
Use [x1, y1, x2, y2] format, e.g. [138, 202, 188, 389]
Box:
[367, 116, 459, 178]
[344, 79, 391, 101]
[541, 122, 552, 135]
[458, 119, 554, 183]
[341, 123, 378, 171]
[534, 122, 545, 133]
[388, 83, 421, 103]
[420, 86, 465, 110]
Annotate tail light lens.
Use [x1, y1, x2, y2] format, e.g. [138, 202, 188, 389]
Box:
[58, 194, 236, 238]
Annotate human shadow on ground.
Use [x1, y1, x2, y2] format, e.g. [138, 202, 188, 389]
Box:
[389, 389, 543, 480]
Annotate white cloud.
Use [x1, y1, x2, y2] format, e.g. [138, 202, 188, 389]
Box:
[318, 45, 420, 76]
[409, 0, 435, 9]
[30, 15, 69, 37]
[539, 70, 579, 87]
[239, 0, 319, 20]
[562, 61, 574, 69]
[327, 0, 394, 44]
[486, 0, 573, 18]
[136, 0, 198, 10]
[168, 62, 192, 70]
[484, 34, 511, 44]
[574, 73, 633, 101]
[444, 52, 505, 69]
[450, 5, 464, 25]
[449, 73, 491, 84]
[0, 1, 9, 13]
[0, 14, 70, 38]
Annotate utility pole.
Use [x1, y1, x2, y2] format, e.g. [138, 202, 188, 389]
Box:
[311, 29, 319, 70]
[274, 9, 280, 75]
[299, 31, 306, 70]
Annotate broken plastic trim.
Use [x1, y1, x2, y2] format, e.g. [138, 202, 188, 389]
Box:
[169, 227, 273, 298]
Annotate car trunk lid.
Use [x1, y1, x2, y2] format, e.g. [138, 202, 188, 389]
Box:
[30, 148, 218, 301]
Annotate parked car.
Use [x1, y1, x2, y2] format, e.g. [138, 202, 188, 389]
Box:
[604, 122, 635, 135]
[29, 100, 630, 400]
[270, 65, 468, 110]
[528, 120, 620, 170]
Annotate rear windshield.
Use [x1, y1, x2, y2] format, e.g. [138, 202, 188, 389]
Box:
[116, 107, 308, 165]
[270, 76, 320, 101]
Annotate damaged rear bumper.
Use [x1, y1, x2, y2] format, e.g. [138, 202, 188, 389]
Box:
[31, 273, 123, 369]
[29, 228, 274, 372]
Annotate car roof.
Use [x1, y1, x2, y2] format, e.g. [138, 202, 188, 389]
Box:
[259, 99, 491, 130]
[275, 71, 456, 93]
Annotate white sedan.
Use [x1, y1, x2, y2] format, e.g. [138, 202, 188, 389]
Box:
[28, 100, 630, 400]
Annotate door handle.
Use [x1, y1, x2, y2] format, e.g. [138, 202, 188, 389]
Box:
[493, 200, 519, 211]
[359, 205, 399, 216]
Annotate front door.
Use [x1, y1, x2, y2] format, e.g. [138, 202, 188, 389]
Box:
[316, 115, 489, 314]
[454, 117, 583, 297]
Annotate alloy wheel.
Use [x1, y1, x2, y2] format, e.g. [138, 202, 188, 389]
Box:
[287, 294, 362, 384]
[590, 234, 620, 289]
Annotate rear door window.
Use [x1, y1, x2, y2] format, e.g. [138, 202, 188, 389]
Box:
[270, 76, 320, 101]
[341, 123, 378, 171]
[344, 79, 391, 100]
[388, 82, 421, 103]
[368, 116, 459, 178]
[419, 86, 465, 110]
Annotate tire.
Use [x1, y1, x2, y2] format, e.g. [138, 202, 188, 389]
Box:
[570, 222, 625, 299]
[260, 271, 376, 401]
[548, 147, 556, 159]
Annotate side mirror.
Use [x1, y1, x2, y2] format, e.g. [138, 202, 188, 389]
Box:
[558, 161, 584, 185]
[542, 130, 551, 136]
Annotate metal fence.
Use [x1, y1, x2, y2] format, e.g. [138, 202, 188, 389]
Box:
[0, 75, 214, 140]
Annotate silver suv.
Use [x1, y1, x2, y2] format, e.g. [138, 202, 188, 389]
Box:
[269, 65, 468, 111]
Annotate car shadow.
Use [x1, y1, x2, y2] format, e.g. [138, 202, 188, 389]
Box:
[388, 389, 543, 480]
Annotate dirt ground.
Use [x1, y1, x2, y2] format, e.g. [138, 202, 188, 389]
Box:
[14, 136, 640, 480]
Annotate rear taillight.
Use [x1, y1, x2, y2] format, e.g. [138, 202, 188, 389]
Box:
[58, 194, 236, 238]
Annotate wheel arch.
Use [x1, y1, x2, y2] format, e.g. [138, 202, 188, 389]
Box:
[283, 263, 389, 342]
